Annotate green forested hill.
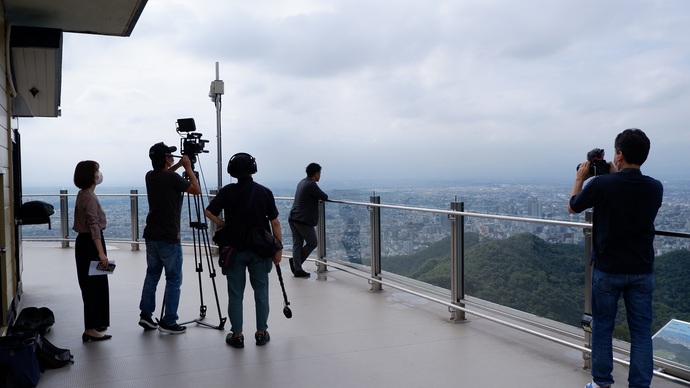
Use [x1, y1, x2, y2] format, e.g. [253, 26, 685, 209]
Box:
[382, 232, 690, 336]
[652, 250, 690, 329]
[463, 233, 584, 326]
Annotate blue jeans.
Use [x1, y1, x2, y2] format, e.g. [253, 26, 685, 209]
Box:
[591, 268, 654, 388]
[139, 240, 184, 325]
[226, 249, 273, 334]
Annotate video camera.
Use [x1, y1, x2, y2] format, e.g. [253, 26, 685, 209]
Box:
[576, 148, 610, 176]
[176, 118, 209, 165]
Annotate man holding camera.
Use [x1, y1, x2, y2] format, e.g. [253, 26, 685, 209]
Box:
[568, 129, 663, 388]
[138, 142, 200, 334]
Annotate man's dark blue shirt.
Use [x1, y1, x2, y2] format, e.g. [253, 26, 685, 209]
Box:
[569, 168, 663, 274]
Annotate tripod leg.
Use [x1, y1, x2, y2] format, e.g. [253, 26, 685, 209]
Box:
[178, 191, 227, 329]
[158, 291, 166, 324]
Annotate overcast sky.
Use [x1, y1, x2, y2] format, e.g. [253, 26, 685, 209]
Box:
[17, 0, 690, 190]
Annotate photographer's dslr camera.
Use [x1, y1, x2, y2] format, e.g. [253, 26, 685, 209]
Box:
[577, 148, 610, 176]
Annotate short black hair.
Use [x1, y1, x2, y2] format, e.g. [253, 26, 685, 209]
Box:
[614, 128, 650, 165]
[306, 163, 321, 177]
[74, 160, 99, 189]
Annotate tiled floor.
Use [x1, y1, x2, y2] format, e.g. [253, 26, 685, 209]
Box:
[16, 241, 686, 388]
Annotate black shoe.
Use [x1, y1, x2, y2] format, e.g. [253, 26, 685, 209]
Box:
[158, 321, 186, 334]
[294, 269, 311, 278]
[289, 258, 295, 274]
[138, 315, 158, 331]
[255, 331, 270, 346]
[82, 333, 112, 342]
[226, 334, 244, 348]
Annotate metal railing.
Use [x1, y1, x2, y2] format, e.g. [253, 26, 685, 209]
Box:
[22, 190, 148, 250]
[318, 197, 690, 386]
[20, 190, 690, 385]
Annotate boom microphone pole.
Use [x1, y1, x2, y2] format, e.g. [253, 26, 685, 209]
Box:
[275, 265, 292, 319]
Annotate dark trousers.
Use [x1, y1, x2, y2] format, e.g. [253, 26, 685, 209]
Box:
[289, 221, 318, 272]
[75, 232, 110, 330]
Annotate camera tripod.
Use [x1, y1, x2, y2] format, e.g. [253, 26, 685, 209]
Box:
[180, 170, 226, 329]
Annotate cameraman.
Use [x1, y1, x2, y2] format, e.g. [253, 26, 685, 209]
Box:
[568, 129, 663, 388]
[137, 142, 200, 335]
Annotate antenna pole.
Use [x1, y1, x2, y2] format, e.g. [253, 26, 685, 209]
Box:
[209, 62, 225, 189]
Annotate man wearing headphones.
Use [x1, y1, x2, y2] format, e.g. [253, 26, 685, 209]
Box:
[204, 153, 283, 348]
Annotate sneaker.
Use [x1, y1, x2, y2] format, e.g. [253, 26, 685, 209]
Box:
[158, 321, 186, 334]
[585, 383, 610, 388]
[294, 269, 311, 278]
[289, 258, 295, 274]
[138, 315, 158, 331]
[255, 331, 270, 346]
[226, 334, 244, 348]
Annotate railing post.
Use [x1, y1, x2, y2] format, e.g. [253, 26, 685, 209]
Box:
[130, 189, 140, 251]
[369, 196, 382, 292]
[450, 201, 466, 323]
[59, 190, 69, 248]
[316, 200, 327, 273]
[582, 210, 594, 370]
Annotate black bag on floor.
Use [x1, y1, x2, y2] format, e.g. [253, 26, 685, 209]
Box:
[0, 334, 41, 388]
[35, 334, 73, 371]
[6, 306, 72, 374]
[8, 307, 55, 336]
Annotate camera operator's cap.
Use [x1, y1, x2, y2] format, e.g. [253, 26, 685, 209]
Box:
[149, 142, 177, 160]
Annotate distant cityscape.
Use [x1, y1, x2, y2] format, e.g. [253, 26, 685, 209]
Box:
[20, 178, 690, 259]
[305, 179, 690, 260]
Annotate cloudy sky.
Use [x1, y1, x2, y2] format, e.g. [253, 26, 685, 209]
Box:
[17, 0, 690, 190]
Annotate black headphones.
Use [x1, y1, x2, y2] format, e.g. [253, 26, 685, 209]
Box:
[227, 152, 257, 177]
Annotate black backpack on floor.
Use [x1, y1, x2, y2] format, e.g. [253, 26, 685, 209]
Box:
[8, 307, 55, 337]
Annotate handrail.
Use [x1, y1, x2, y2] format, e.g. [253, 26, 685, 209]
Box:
[657, 230, 690, 239]
[325, 198, 683, 238]
[326, 198, 589, 228]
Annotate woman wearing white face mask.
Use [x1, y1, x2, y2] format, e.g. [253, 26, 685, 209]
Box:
[73, 160, 112, 342]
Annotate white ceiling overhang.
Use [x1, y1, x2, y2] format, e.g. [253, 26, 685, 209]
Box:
[5, 0, 148, 37]
[5, 0, 148, 117]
